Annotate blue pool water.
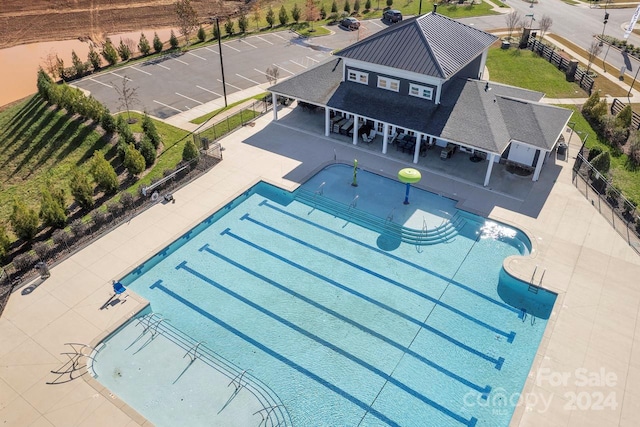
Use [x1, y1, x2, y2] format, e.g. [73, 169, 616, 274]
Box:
[93, 164, 556, 426]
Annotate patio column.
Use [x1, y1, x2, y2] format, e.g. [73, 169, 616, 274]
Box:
[272, 93, 278, 121]
[382, 123, 389, 154]
[325, 108, 330, 136]
[532, 149, 544, 181]
[413, 134, 422, 164]
[352, 115, 359, 145]
[484, 153, 496, 187]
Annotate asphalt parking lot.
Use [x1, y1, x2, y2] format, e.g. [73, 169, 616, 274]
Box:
[74, 20, 388, 119]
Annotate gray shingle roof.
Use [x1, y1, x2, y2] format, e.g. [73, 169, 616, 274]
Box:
[335, 12, 497, 79]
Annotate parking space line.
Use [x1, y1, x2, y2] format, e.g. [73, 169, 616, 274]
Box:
[205, 47, 220, 55]
[131, 67, 152, 76]
[273, 64, 294, 75]
[157, 64, 171, 70]
[174, 58, 189, 65]
[217, 79, 241, 90]
[187, 51, 207, 61]
[89, 78, 113, 88]
[197, 85, 221, 96]
[235, 73, 261, 85]
[223, 43, 240, 52]
[290, 60, 307, 69]
[306, 56, 319, 63]
[240, 39, 257, 49]
[153, 100, 183, 112]
[110, 72, 132, 81]
[176, 92, 204, 105]
[255, 36, 273, 45]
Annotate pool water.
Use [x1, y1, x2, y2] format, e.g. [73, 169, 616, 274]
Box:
[93, 164, 556, 427]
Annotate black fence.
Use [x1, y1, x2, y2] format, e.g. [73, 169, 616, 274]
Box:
[610, 98, 640, 130]
[527, 39, 595, 95]
[572, 144, 640, 255]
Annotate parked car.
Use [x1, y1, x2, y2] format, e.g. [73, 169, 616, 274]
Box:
[383, 9, 403, 23]
[340, 17, 360, 31]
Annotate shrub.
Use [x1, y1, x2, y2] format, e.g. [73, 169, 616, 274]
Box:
[169, 30, 179, 49]
[10, 200, 39, 242]
[139, 32, 151, 56]
[33, 241, 51, 261]
[153, 32, 163, 53]
[39, 188, 67, 229]
[182, 139, 199, 162]
[0, 226, 10, 261]
[90, 151, 119, 195]
[124, 144, 146, 177]
[101, 38, 119, 66]
[12, 252, 36, 273]
[139, 137, 157, 168]
[70, 218, 88, 239]
[70, 168, 95, 211]
[279, 5, 290, 26]
[197, 26, 206, 43]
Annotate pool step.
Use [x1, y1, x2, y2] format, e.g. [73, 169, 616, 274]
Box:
[294, 189, 464, 246]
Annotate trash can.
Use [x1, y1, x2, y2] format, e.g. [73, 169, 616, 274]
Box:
[557, 143, 567, 156]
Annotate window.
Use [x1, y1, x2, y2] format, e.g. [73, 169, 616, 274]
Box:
[348, 69, 368, 85]
[377, 76, 400, 92]
[409, 83, 434, 100]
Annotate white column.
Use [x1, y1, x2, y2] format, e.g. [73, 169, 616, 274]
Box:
[484, 153, 496, 187]
[382, 123, 389, 154]
[272, 93, 278, 121]
[325, 108, 330, 136]
[532, 150, 544, 181]
[413, 134, 422, 164]
[352, 115, 359, 145]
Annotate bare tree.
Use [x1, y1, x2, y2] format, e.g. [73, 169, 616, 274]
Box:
[114, 76, 139, 123]
[175, 0, 199, 46]
[586, 39, 603, 74]
[505, 11, 522, 41]
[266, 66, 280, 85]
[538, 14, 553, 41]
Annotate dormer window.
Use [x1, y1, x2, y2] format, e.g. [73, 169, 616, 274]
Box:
[409, 83, 434, 100]
[347, 70, 368, 85]
[378, 76, 400, 92]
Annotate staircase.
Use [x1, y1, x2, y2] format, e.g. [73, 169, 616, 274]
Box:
[295, 189, 465, 246]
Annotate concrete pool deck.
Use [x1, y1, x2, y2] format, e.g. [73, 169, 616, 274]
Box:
[1, 107, 639, 426]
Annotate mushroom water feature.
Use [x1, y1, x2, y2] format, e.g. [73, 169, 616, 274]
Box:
[398, 168, 421, 204]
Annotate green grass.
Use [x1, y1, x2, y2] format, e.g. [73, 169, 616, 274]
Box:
[190, 92, 268, 124]
[486, 47, 588, 98]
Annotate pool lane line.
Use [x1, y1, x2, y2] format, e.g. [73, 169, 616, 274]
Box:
[174, 261, 483, 426]
[259, 199, 522, 319]
[201, 243, 502, 374]
[147, 280, 403, 427]
[236, 215, 516, 342]
[203, 238, 504, 371]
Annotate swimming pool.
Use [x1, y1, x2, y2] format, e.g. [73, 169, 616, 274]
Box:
[92, 164, 556, 426]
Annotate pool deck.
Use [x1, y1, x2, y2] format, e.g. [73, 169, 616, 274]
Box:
[1, 106, 640, 427]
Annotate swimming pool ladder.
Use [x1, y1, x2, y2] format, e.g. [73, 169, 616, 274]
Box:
[183, 341, 205, 362]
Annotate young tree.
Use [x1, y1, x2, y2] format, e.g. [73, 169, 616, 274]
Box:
[124, 144, 145, 177]
[10, 200, 39, 242]
[88, 44, 101, 71]
[305, 0, 320, 29]
[344, 0, 351, 15]
[538, 14, 553, 41]
[238, 14, 249, 33]
[182, 139, 199, 161]
[505, 11, 521, 41]
[153, 32, 164, 53]
[117, 38, 132, 61]
[253, 1, 262, 30]
[71, 50, 86, 78]
[279, 5, 290, 26]
[169, 30, 180, 49]
[224, 19, 235, 36]
[39, 188, 67, 229]
[139, 32, 151, 56]
[69, 168, 95, 210]
[114, 76, 139, 123]
[354, 0, 361, 14]
[292, 4, 301, 23]
[138, 136, 157, 168]
[90, 151, 119, 195]
[331, 0, 338, 13]
[175, 0, 198, 46]
[142, 113, 161, 148]
[101, 38, 119, 65]
[197, 25, 206, 42]
[266, 6, 275, 28]
[586, 39, 603, 74]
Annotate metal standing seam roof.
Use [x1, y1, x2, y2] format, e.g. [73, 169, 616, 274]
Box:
[335, 12, 498, 79]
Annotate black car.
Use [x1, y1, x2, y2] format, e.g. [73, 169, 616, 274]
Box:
[383, 9, 403, 23]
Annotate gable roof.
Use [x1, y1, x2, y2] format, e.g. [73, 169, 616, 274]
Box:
[335, 12, 497, 79]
